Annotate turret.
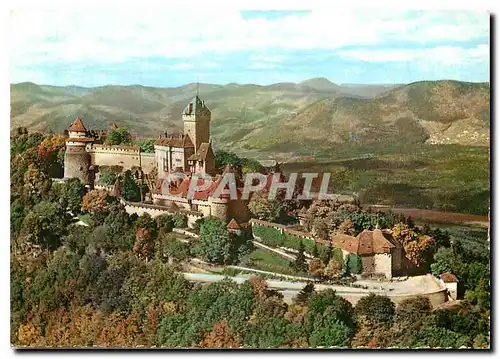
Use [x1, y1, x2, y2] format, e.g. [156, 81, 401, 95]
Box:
[64, 117, 93, 185]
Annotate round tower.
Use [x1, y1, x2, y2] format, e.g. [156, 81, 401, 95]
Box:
[64, 117, 93, 185]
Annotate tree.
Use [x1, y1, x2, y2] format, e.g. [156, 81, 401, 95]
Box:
[305, 290, 356, 347]
[23, 164, 51, 206]
[19, 201, 69, 250]
[99, 171, 117, 186]
[214, 150, 242, 169]
[324, 259, 343, 279]
[82, 189, 114, 225]
[133, 228, 155, 261]
[135, 139, 155, 153]
[320, 242, 333, 265]
[290, 241, 307, 273]
[248, 192, 284, 222]
[308, 258, 325, 278]
[172, 213, 188, 228]
[392, 222, 436, 267]
[120, 170, 141, 202]
[311, 243, 319, 258]
[355, 293, 395, 326]
[11, 198, 26, 236]
[135, 213, 158, 239]
[338, 218, 356, 236]
[200, 320, 241, 348]
[430, 247, 454, 276]
[159, 236, 190, 262]
[393, 296, 432, 331]
[244, 317, 304, 348]
[105, 128, 131, 145]
[156, 214, 174, 237]
[294, 283, 315, 305]
[37, 134, 66, 177]
[193, 218, 235, 264]
[61, 178, 86, 213]
[345, 254, 362, 275]
[241, 158, 265, 174]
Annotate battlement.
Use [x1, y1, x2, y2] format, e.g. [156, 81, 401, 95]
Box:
[90, 144, 141, 153]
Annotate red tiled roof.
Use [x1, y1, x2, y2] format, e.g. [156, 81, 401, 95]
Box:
[188, 142, 213, 161]
[333, 229, 397, 255]
[332, 233, 359, 253]
[440, 272, 459, 283]
[153, 175, 245, 200]
[68, 117, 87, 132]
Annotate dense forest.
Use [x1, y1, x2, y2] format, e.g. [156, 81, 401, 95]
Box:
[10, 128, 490, 348]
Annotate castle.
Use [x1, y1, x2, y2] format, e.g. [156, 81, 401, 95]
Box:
[64, 95, 251, 226]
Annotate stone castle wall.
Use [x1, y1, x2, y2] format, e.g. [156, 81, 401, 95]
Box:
[64, 145, 91, 184]
[122, 200, 203, 228]
[140, 153, 156, 174]
[86, 145, 156, 174]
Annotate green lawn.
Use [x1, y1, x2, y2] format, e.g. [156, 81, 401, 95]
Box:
[240, 248, 304, 276]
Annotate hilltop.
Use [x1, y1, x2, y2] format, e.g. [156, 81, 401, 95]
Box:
[11, 79, 490, 157]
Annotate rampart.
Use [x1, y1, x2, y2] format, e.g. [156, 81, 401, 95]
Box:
[121, 200, 203, 227]
[88, 144, 156, 173]
[249, 218, 329, 245]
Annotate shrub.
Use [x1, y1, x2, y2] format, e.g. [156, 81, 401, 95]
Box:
[345, 254, 362, 275]
[156, 214, 174, 235]
[172, 213, 188, 228]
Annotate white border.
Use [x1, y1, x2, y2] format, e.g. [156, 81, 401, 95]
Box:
[1, 0, 497, 357]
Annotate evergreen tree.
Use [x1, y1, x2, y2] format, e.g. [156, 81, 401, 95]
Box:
[312, 243, 319, 258]
[121, 170, 141, 202]
[320, 242, 333, 265]
[294, 283, 315, 305]
[291, 240, 307, 273]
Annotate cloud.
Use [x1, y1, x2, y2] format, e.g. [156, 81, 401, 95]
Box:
[249, 62, 277, 69]
[10, 9, 489, 67]
[338, 44, 489, 66]
[169, 63, 194, 70]
[9, 9, 490, 85]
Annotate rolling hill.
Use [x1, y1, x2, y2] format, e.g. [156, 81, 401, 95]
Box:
[10, 79, 490, 159]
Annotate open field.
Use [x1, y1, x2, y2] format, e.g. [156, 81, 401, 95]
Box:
[282, 144, 490, 215]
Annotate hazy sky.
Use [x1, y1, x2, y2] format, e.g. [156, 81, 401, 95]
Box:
[10, 9, 490, 87]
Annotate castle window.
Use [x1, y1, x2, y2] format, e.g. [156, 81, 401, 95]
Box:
[189, 103, 193, 114]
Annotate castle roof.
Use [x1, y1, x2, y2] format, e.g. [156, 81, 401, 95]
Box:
[332, 229, 398, 255]
[182, 95, 210, 115]
[68, 117, 87, 132]
[155, 134, 194, 148]
[153, 174, 245, 201]
[188, 142, 212, 161]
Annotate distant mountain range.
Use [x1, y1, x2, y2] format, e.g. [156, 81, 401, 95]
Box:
[10, 78, 489, 158]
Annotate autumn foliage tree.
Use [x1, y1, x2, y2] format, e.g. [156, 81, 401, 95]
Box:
[392, 223, 436, 267]
[133, 228, 155, 261]
[200, 320, 241, 348]
[37, 134, 67, 176]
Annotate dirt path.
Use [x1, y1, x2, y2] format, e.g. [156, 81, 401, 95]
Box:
[362, 205, 489, 227]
